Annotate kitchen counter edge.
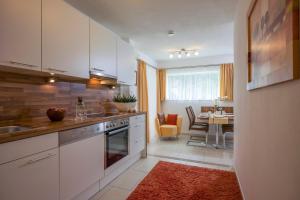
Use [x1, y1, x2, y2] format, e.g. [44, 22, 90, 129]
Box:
[0, 112, 147, 144]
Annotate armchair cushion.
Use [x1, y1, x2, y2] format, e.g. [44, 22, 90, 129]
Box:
[166, 114, 178, 125]
[157, 113, 166, 125]
[160, 125, 178, 137]
[156, 116, 183, 137]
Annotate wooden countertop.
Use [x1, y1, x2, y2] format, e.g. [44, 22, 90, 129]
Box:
[0, 112, 146, 144]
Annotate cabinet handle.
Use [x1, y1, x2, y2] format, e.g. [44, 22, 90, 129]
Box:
[19, 153, 56, 168]
[46, 68, 67, 73]
[9, 61, 39, 68]
[92, 67, 104, 72]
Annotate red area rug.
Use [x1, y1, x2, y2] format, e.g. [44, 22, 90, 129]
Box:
[127, 161, 243, 200]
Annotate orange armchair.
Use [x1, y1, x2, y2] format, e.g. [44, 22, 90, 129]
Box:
[155, 116, 183, 138]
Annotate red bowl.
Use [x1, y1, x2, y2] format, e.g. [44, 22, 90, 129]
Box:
[46, 108, 66, 122]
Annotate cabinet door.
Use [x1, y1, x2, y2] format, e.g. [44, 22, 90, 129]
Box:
[0, 148, 59, 200]
[90, 19, 117, 78]
[117, 39, 137, 85]
[42, 0, 89, 78]
[136, 122, 146, 153]
[130, 122, 146, 155]
[0, 0, 41, 71]
[60, 134, 104, 200]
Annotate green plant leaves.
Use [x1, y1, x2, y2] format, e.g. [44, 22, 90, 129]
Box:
[113, 94, 137, 103]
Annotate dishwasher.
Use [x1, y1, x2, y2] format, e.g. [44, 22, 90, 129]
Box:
[59, 123, 105, 200]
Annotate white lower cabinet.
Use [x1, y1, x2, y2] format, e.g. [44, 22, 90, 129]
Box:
[0, 148, 59, 200]
[60, 134, 105, 200]
[130, 115, 146, 155]
[0, 114, 146, 200]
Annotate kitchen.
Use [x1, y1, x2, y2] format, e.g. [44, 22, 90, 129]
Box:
[0, 0, 147, 200]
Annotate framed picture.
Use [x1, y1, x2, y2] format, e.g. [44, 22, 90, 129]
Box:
[247, 0, 300, 90]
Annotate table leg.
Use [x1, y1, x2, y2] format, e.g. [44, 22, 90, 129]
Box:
[213, 124, 221, 149]
[216, 124, 219, 145]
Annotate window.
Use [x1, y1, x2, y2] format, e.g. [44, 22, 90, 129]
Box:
[166, 66, 220, 101]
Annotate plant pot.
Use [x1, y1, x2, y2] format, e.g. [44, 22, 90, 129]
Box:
[113, 102, 136, 112]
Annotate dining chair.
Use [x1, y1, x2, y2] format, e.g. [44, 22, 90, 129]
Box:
[222, 120, 234, 148]
[201, 106, 234, 114]
[185, 106, 209, 146]
[189, 106, 209, 126]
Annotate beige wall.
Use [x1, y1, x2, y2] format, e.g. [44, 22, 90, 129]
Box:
[234, 1, 300, 200]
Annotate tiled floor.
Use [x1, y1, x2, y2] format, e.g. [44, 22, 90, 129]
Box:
[91, 155, 234, 200]
[148, 134, 234, 166]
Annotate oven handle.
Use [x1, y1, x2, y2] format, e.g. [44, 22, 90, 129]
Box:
[106, 126, 129, 136]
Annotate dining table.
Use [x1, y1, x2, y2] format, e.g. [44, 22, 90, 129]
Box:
[198, 112, 234, 149]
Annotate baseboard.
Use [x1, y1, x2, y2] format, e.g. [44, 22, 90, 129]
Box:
[148, 154, 232, 168]
[234, 167, 246, 200]
[100, 153, 141, 189]
[73, 181, 100, 200]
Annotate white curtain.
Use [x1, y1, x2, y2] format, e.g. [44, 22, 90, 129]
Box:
[166, 66, 220, 101]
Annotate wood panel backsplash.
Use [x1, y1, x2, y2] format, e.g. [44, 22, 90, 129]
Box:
[0, 72, 118, 121]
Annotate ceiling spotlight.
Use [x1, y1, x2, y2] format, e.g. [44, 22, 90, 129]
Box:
[194, 51, 199, 56]
[186, 52, 191, 57]
[168, 30, 175, 37]
[49, 72, 55, 76]
[177, 53, 182, 59]
[48, 77, 56, 83]
[169, 54, 174, 59]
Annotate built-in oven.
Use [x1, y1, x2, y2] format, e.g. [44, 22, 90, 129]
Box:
[104, 118, 129, 169]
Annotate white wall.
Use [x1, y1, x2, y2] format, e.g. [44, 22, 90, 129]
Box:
[158, 54, 233, 69]
[146, 65, 158, 143]
[234, 1, 300, 199]
[136, 51, 157, 68]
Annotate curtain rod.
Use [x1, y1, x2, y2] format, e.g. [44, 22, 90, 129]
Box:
[161, 62, 233, 70]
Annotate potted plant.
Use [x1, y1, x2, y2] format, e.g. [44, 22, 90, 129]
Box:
[113, 94, 137, 112]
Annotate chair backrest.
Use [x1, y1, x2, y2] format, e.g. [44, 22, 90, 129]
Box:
[224, 107, 234, 113]
[189, 106, 196, 121]
[185, 106, 195, 129]
[201, 106, 234, 113]
[201, 106, 214, 113]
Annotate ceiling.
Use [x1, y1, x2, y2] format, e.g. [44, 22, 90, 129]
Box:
[66, 0, 237, 62]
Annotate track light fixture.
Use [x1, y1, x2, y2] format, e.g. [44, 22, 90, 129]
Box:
[169, 48, 200, 59]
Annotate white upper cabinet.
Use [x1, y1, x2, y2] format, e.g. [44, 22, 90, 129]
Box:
[117, 39, 137, 85]
[90, 19, 117, 78]
[0, 0, 41, 71]
[42, 0, 89, 78]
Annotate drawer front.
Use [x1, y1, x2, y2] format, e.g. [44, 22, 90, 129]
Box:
[59, 123, 104, 146]
[0, 148, 59, 200]
[0, 133, 58, 165]
[129, 114, 145, 125]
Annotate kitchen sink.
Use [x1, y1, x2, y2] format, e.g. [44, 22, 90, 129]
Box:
[0, 126, 31, 134]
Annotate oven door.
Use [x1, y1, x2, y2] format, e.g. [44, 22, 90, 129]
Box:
[105, 126, 129, 169]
